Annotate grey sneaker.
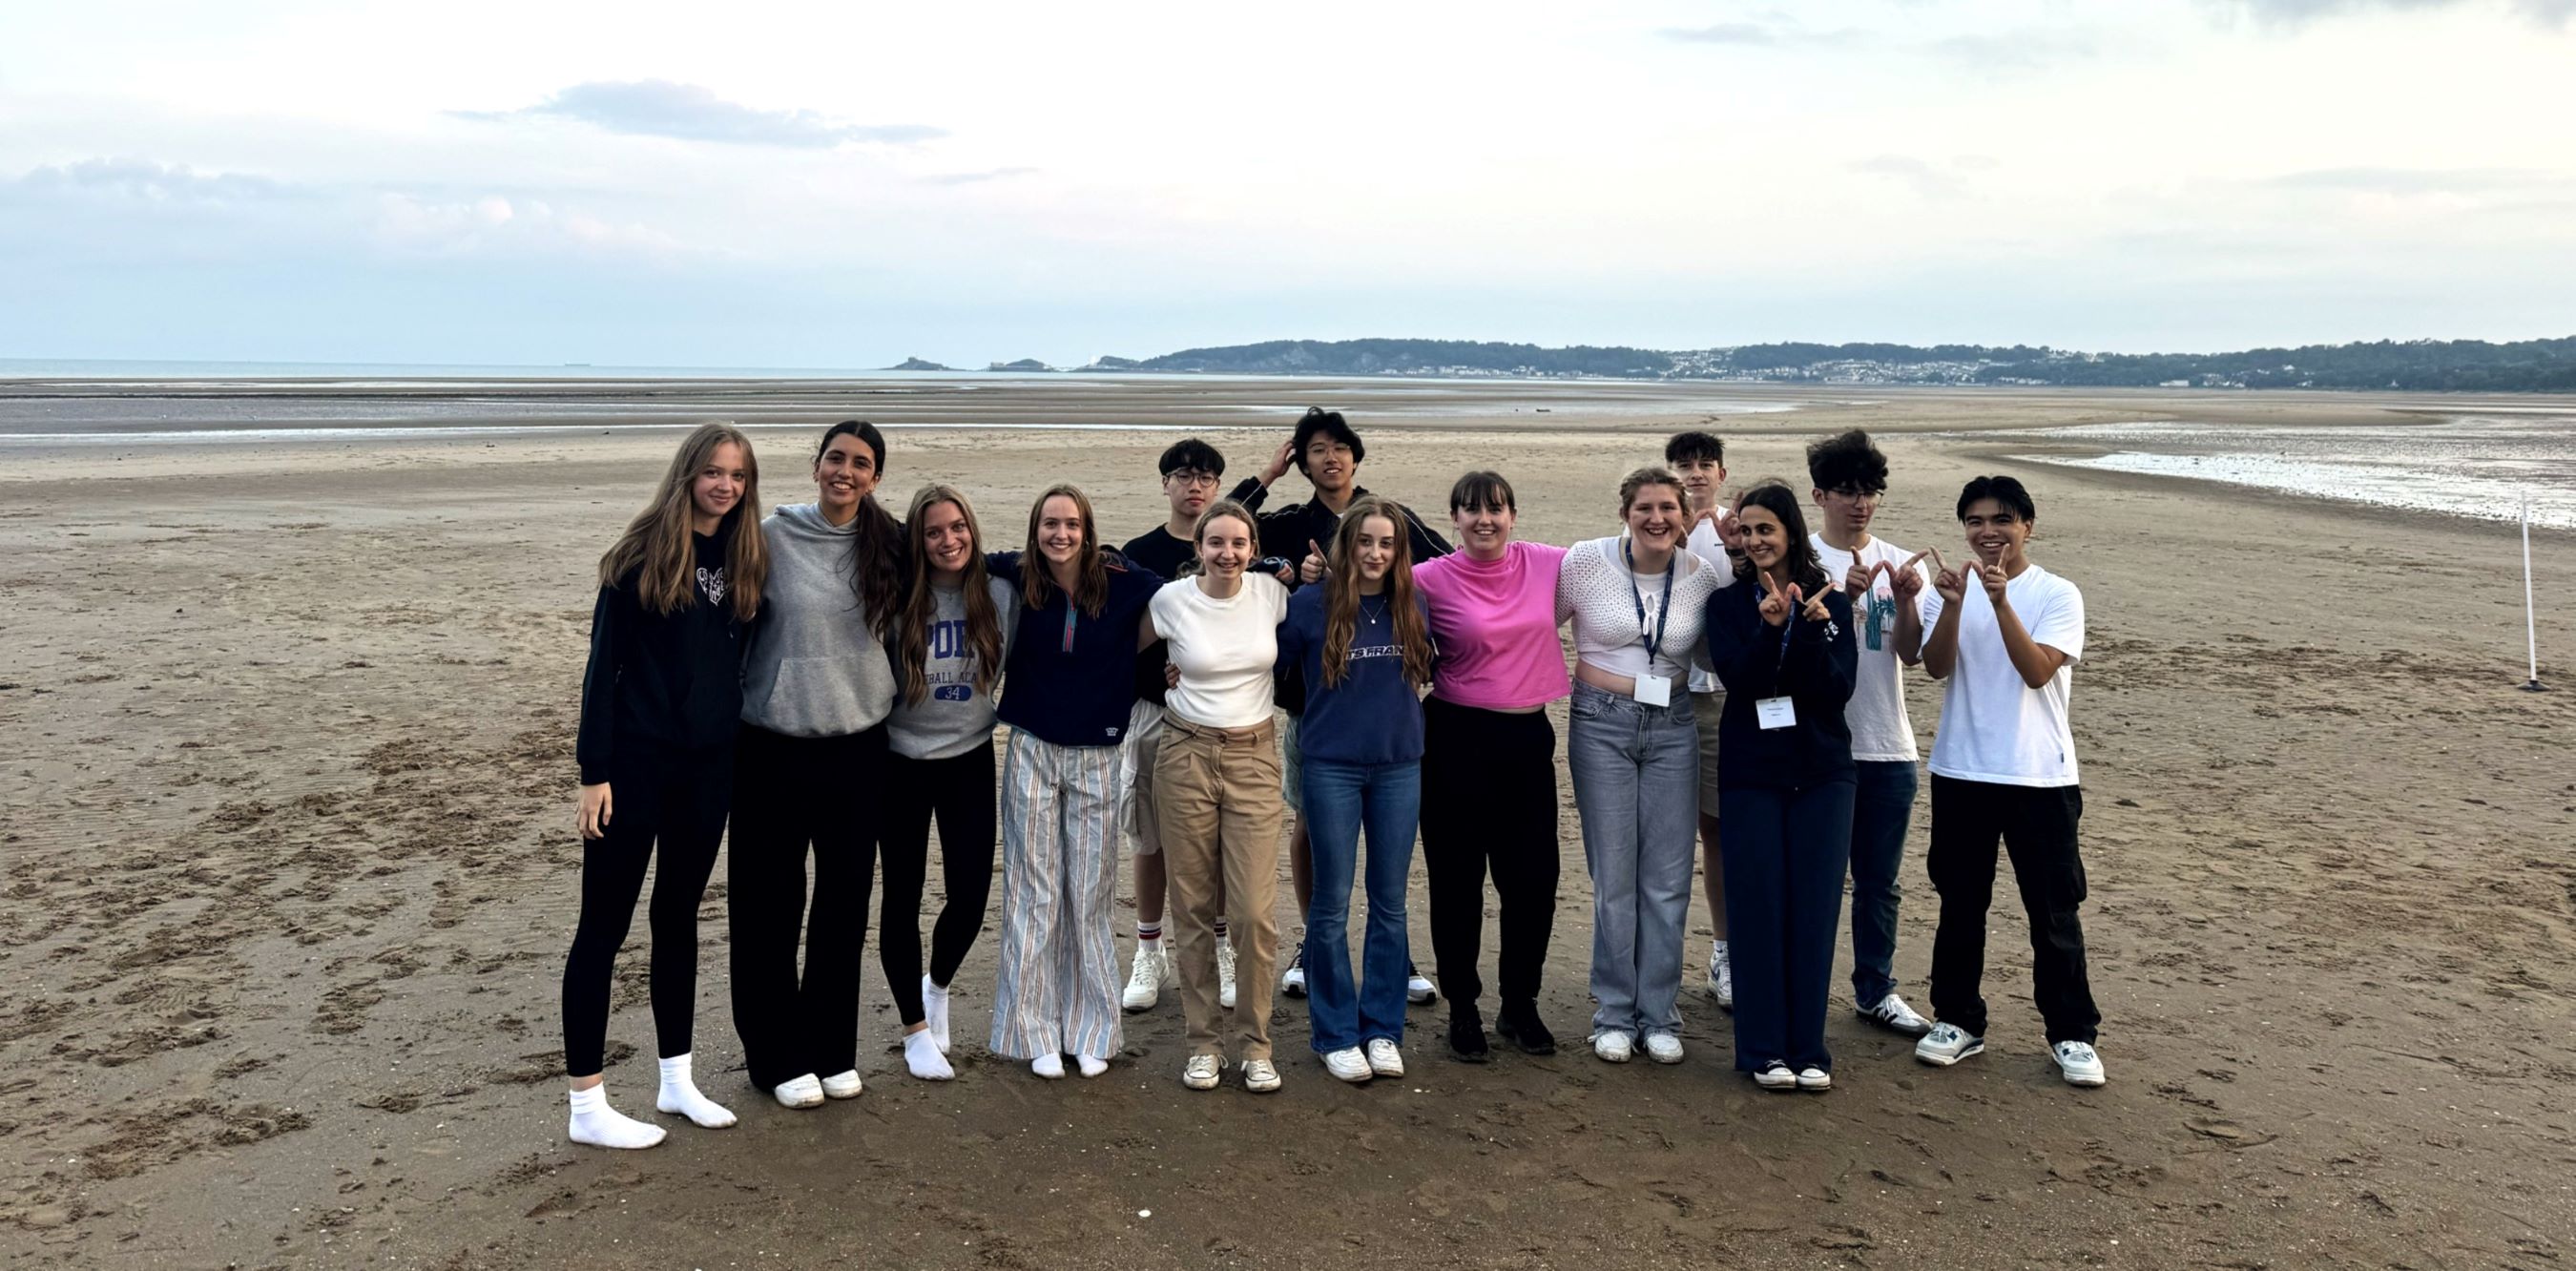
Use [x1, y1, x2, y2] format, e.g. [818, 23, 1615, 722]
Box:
[1859, 991, 1932, 1035]
[1181, 1053, 1222, 1091]
[2053, 1040, 2107, 1087]
[1915, 1022, 1985, 1067]
[1241, 1058, 1282, 1093]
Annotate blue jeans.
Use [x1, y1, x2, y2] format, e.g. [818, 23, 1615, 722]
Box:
[1566, 682, 1699, 1038]
[1848, 760, 1921, 1006]
[1299, 756, 1421, 1053]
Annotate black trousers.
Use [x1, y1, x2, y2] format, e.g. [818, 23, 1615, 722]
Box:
[1420, 698, 1560, 1012]
[728, 721, 887, 1090]
[878, 740, 999, 1026]
[561, 740, 731, 1077]
[1925, 775, 2100, 1045]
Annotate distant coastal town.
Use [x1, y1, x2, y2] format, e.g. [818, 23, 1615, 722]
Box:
[903, 334, 2576, 392]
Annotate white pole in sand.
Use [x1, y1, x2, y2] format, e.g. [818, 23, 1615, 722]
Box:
[2524, 492, 2546, 692]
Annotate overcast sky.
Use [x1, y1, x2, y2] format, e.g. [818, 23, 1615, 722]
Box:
[4, 0, 2571, 366]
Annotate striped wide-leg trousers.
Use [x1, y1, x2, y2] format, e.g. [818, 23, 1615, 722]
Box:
[989, 730, 1125, 1061]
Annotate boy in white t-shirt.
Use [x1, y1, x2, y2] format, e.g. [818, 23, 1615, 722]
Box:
[1912, 475, 2105, 1088]
[1804, 431, 1934, 1037]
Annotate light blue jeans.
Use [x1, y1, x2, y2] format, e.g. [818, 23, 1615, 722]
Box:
[1299, 757, 1421, 1052]
[1567, 681, 1700, 1038]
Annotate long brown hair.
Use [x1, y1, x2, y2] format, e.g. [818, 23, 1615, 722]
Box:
[597, 421, 766, 621]
[816, 421, 904, 641]
[894, 485, 1005, 706]
[1020, 484, 1110, 617]
[1320, 497, 1435, 688]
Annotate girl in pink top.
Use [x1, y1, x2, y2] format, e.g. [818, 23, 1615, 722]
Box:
[1411, 470, 1569, 1063]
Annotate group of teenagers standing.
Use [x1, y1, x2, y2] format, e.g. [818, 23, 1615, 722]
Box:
[556, 407, 2106, 1151]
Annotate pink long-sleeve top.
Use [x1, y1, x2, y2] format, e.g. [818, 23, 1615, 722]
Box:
[1413, 540, 1571, 710]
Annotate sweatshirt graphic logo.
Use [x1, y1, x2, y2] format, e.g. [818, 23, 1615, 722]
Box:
[696, 565, 728, 607]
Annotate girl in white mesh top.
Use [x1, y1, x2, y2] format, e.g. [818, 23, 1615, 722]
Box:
[1554, 467, 1729, 1066]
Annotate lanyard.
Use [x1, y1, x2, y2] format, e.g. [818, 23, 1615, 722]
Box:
[1624, 537, 1674, 661]
[1061, 603, 1077, 654]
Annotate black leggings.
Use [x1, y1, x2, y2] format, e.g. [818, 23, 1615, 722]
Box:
[878, 740, 999, 1025]
[727, 722, 887, 1090]
[560, 742, 731, 1077]
[1419, 698, 1560, 1011]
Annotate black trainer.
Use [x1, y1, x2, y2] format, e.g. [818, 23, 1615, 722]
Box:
[1494, 1001, 1557, 1055]
[1447, 1007, 1491, 1063]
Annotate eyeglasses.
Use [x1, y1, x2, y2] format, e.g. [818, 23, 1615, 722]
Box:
[1826, 486, 1886, 500]
[1166, 470, 1220, 489]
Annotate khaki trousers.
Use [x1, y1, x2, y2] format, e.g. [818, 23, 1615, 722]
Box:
[1154, 715, 1284, 1061]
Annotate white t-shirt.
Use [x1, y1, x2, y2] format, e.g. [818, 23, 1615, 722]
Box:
[1919, 562, 2085, 787]
[1812, 533, 1926, 762]
[1151, 573, 1291, 729]
[1683, 518, 1740, 694]
[1556, 536, 1725, 684]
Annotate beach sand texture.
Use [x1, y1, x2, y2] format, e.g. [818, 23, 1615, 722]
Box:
[3, 380, 2573, 1269]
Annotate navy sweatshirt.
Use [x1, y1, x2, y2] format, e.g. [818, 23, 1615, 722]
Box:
[988, 552, 1163, 748]
[1702, 583, 1859, 791]
[1275, 586, 1428, 765]
[1227, 480, 1452, 716]
[576, 527, 749, 784]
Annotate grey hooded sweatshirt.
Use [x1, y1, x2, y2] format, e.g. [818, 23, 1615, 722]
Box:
[738, 502, 899, 737]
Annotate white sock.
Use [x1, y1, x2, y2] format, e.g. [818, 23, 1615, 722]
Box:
[652, 1053, 737, 1129]
[904, 1031, 954, 1081]
[568, 1084, 666, 1150]
[1031, 1052, 1065, 1079]
[1076, 1053, 1109, 1078]
[923, 975, 951, 1055]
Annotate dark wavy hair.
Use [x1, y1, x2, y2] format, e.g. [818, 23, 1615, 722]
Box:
[1731, 481, 1829, 595]
[816, 420, 904, 640]
[1293, 406, 1364, 473]
[1806, 429, 1889, 494]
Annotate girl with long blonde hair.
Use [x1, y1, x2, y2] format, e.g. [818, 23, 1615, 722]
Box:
[563, 421, 765, 1149]
[1276, 497, 1436, 1083]
[877, 485, 1013, 1081]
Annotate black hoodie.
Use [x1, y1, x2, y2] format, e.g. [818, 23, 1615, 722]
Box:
[575, 524, 750, 784]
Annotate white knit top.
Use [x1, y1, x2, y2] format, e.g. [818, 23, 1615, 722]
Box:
[1555, 535, 1727, 682]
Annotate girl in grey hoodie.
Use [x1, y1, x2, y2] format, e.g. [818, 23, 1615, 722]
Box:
[728, 421, 905, 1110]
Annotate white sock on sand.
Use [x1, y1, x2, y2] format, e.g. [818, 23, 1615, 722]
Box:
[904, 1031, 955, 1080]
[1031, 1052, 1065, 1079]
[1076, 1053, 1109, 1078]
[654, 1053, 737, 1129]
[924, 976, 951, 1055]
[569, 1084, 666, 1150]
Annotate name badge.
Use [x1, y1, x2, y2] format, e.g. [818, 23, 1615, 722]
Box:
[1755, 696, 1797, 730]
[1631, 673, 1672, 708]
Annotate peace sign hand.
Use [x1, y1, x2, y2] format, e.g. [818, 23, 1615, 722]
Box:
[1797, 583, 1833, 624]
[1977, 557, 2011, 605]
[1929, 549, 1967, 605]
[1756, 570, 1793, 628]
[1842, 557, 1883, 599]
[1890, 550, 1930, 602]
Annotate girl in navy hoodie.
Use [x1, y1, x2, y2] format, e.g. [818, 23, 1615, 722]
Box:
[1702, 482, 1858, 1094]
[564, 422, 767, 1149]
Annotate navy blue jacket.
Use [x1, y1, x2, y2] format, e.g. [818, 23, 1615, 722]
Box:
[988, 552, 1162, 748]
[1703, 583, 1859, 790]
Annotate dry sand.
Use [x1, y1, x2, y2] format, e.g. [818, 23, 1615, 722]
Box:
[3, 380, 2573, 1269]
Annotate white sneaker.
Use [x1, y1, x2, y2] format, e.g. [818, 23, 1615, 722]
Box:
[1181, 1053, 1222, 1091]
[1859, 991, 1933, 1036]
[1752, 1060, 1797, 1091]
[1217, 941, 1238, 1011]
[2053, 1040, 2108, 1087]
[1241, 1058, 1282, 1093]
[1365, 1038, 1405, 1077]
[1797, 1065, 1833, 1092]
[1122, 941, 1168, 1011]
[1404, 961, 1436, 1005]
[1323, 1047, 1372, 1083]
[1708, 945, 1734, 1011]
[772, 1073, 824, 1109]
[1915, 1022, 1985, 1067]
[1642, 1031, 1685, 1065]
[1075, 1053, 1109, 1079]
[819, 1070, 862, 1100]
[1591, 1031, 1635, 1063]
[1280, 944, 1307, 998]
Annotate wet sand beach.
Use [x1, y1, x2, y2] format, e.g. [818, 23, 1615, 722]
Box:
[4, 379, 2573, 1269]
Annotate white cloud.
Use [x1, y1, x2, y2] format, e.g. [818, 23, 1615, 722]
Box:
[459, 79, 945, 149]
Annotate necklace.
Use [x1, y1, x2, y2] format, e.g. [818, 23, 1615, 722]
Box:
[1360, 595, 1389, 627]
